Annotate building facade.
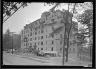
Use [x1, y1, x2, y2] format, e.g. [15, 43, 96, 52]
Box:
[21, 10, 78, 53]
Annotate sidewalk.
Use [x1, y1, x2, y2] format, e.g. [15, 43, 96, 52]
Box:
[64, 53, 92, 67]
[3, 59, 12, 65]
[13, 53, 59, 64]
[7, 52, 92, 66]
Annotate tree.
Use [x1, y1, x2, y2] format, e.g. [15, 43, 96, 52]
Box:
[77, 9, 93, 47]
[44, 3, 77, 64]
[77, 9, 93, 37]
[44, 2, 93, 65]
[3, 29, 21, 52]
[77, 9, 93, 61]
[3, 29, 12, 50]
[28, 46, 33, 53]
[12, 34, 21, 50]
[3, 1, 31, 23]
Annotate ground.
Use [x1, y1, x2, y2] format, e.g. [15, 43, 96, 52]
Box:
[3, 51, 92, 67]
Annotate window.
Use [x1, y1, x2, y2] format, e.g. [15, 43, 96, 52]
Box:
[52, 40, 54, 44]
[22, 40, 23, 42]
[60, 34, 62, 38]
[24, 31, 25, 34]
[23, 38, 25, 42]
[60, 48, 62, 51]
[30, 38, 31, 41]
[52, 35, 54, 38]
[30, 43, 32, 46]
[41, 36, 43, 39]
[30, 32, 32, 36]
[51, 47, 53, 51]
[46, 29, 47, 32]
[38, 42, 39, 45]
[73, 48, 75, 52]
[41, 42, 43, 45]
[46, 41, 47, 44]
[35, 32, 37, 35]
[24, 38, 26, 42]
[28, 39, 30, 41]
[28, 43, 29, 46]
[41, 48, 43, 50]
[31, 33, 32, 36]
[51, 19, 54, 23]
[38, 26, 40, 29]
[46, 35, 47, 38]
[28, 34, 29, 37]
[26, 43, 27, 46]
[41, 30, 43, 34]
[22, 31, 23, 34]
[35, 22, 37, 25]
[31, 29, 32, 31]
[39, 31, 40, 34]
[52, 26, 54, 31]
[35, 37, 36, 40]
[35, 42, 36, 45]
[60, 40, 62, 45]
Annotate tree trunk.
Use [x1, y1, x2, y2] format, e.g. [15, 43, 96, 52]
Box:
[62, 24, 66, 65]
[65, 19, 73, 62]
[65, 3, 76, 62]
[66, 28, 71, 62]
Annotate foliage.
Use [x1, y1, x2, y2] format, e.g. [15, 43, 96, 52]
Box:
[3, 29, 21, 50]
[77, 9, 93, 46]
[49, 26, 64, 37]
[3, 2, 31, 16]
[45, 2, 93, 63]
[12, 34, 21, 49]
[3, 29, 12, 50]
[28, 46, 33, 53]
[3, 1, 31, 23]
[78, 9, 93, 25]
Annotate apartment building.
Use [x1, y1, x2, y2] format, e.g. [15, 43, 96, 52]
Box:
[21, 10, 78, 53]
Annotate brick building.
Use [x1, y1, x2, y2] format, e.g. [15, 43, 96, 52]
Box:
[21, 10, 78, 53]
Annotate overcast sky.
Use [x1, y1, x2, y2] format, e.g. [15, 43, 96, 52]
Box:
[3, 3, 85, 34]
[3, 3, 54, 34]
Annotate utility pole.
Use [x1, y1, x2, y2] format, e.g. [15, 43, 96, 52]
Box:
[12, 35, 13, 54]
[11, 32, 15, 54]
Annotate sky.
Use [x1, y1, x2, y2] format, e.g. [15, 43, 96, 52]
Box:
[3, 3, 55, 34]
[3, 3, 85, 34]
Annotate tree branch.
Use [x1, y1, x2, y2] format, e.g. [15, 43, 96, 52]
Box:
[3, 3, 23, 23]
